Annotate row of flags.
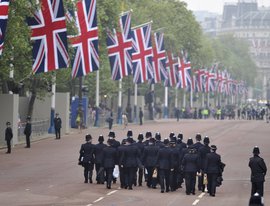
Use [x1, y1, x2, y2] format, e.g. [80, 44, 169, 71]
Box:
[0, 0, 247, 96]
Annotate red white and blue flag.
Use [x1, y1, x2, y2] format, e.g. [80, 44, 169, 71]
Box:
[0, 0, 10, 56]
[205, 67, 216, 93]
[152, 32, 167, 83]
[27, 0, 69, 74]
[178, 50, 192, 90]
[107, 11, 132, 80]
[194, 68, 206, 92]
[69, 0, 99, 78]
[165, 51, 178, 87]
[131, 23, 153, 84]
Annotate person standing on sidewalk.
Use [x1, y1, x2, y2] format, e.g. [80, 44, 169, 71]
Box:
[5, 121, 13, 154]
[24, 116, 32, 148]
[54, 113, 62, 139]
[249, 146, 267, 197]
[139, 107, 143, 125]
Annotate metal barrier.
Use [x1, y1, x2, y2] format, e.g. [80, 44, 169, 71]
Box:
[18, 119, 50, 142]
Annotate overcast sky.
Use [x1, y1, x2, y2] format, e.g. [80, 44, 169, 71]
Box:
[182, 0, 270, 14]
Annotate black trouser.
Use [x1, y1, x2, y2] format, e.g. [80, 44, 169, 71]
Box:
[6, 139, 11, 153]
[207, 173, 218, 195]
[137, 167, 143, 186]
[146, 167, 155, 187]
[185, 172, 196, 194]
[83, 163, 93, 182]
[26, 134, 31, 147]
[177, 169, 184, 188]
[170, 168, 178, 191]
[95, 163, 104, 183]
[55, 128, 61, 139]
[109, 122, 113, 130]
[105, 168, 114, 188]
[119, 166, 126, 188]
[139, 117, 143, 125]
[159, 169, 170, 192]
[251, 181, 264, 197]
[125, 167, 136, 189]
[197, 171, 203, 191]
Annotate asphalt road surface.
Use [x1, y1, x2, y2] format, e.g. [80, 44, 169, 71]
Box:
[0, 119, 269, 206]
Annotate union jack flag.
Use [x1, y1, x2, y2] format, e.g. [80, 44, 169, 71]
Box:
[0, 0, 10, 55]
[69, 0, 99, 78]
[194, 68, 206, 92]
[178, 50, 192, 90]
[152, 32, 167, 83]
[27, 0, 69, 74]
[131, 23, 153, 84]
[205, 67, 216, 93]
[107, 11, 132, 80]
[165, 51, 178, 87]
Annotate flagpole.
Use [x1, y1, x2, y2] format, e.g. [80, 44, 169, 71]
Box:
[94, 70, 99, 127]
[131, 21, 153, 30]
[117, 79, 122, 124]
[207, 92, 210, 108]
[164, 86, 168, 118]
[202, 93, 205, 108]
[175, 87, 178, 109]
[183, 91, 186, 108]
[151, 83, 155, 120]
[190, 88, 193, 108]
[48, 74, 56, 133]
[134, 83, 138, 123]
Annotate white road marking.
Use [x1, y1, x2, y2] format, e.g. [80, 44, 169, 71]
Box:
[192, 199, 200, 205]
[107, 190, 118, 196]
[86, 204, 92, 206]
[93, 197, 104, 203]
[25, 189, 30, 191]
[198, 192, 205, 198]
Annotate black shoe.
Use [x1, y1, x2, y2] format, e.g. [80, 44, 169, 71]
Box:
[152, 186, 157, 189]
[84, 180, 88, 183]
[192, 192, 196, 195]
[138, 183, 142, 186]
[107, 185, 111, 189]
[161, 190, 164, 193]
[89, 179, 93, 183]
[6, 152, 10, 154]
[210, 194, 215, 197]
[25, 146, 30, 148]
[128, 187, 133, 190]
[166, 189, 170, 193]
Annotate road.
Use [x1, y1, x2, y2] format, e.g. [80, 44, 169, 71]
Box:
[0, 119, 269, 206]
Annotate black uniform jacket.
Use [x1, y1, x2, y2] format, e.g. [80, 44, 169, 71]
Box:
[94, 143, 107, 164]
[102, 146, 117, 168]
[249, 155, 267, 182]
[157, 146, 172, 170]
[143, 144, 159, 167]
[79, 142, 95, 164]
[205, 152, 221, 174]
[5, 127, 13, 141]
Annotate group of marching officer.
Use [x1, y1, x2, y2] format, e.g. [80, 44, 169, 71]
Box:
[78, 130, 224, 196]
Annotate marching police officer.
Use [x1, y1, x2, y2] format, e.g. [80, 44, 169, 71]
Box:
[102, 139, 117, 189]
[78, 134, 95, 183]
[135, 133, 144, 186]
[193, 133, 204, 191]
[94, 135, 107, 184]
[249, 146, 267, 197]
[157, 138, 172, 193]
[205, 145, 221, 197]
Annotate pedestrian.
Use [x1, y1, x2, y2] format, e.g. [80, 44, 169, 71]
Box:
[78, 134, 95, 183]
[5, 121, 13, 154]
[205, 145, 222, 197]
[139, 107, 143, 125]
[54, 113, 62, 139]
[24, 116, 32, 148]
[248, 146, 267, 197]
[122, 112, 128, 129]
[94, 135, 107, 184]
[107, 111, 113, 130]
[102, 139, 117, 189]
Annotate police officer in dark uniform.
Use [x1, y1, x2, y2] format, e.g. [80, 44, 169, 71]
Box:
[182, 148, 200, 195]
[176, 133, 187, 188]
[78, 134, 95, 183]
[143, 137, 159, 188]
[117, 138, 127, 188]
[24, 116, 32, 148]
[135, 133, 144, 186]
[193, 133, 204, 191]
[249, 146, 267, 197]
[54, 113, 62, 139]
[5, 121, 13, 154]
[198, 136, 211, 192]
[102, 139, 117, 189]
[155, 132, 164, 148]
[108, 131, 120, 148]
[144, 131, 152, 146]
[205, 145, 221, 197]
[94, 135, 107, 184]
[122, 137, 139, 190]
[170, 139, 180, 191]
[157, 138, 172, 193]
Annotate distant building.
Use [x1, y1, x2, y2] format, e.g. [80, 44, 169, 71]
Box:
[218, 0, 270, 101]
